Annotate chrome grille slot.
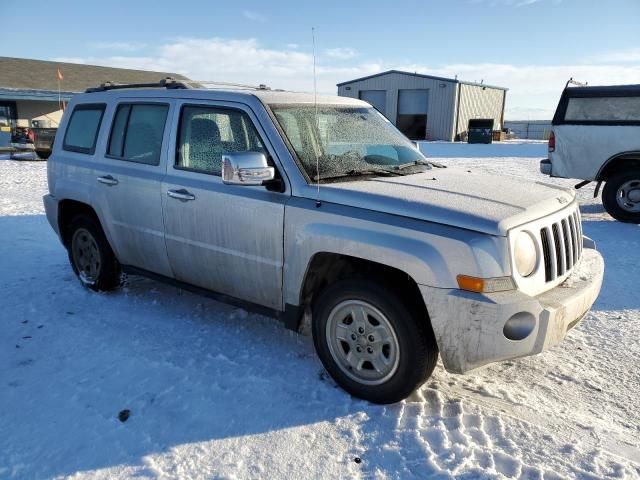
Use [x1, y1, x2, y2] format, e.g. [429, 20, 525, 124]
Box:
[568, 214, 578, 265]
[574, 210, 583, 258]
[540, 228, 553, 281]
[552, 223, 565, 276]
[540, 207, 583, 284]
[562, 218, 573, 270]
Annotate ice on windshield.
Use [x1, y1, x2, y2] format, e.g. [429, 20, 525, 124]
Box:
[271, 105, 426, 181]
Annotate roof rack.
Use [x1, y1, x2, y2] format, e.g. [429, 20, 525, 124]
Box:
[85, 77, 191, 93]
[192, 80, 272, 90]
[565, 77, 588, 89]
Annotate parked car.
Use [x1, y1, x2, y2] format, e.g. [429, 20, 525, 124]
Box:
[8, 125, 56, 160]
[540, 84, 640, 223]
[9, 126, 38, 160]
[43, 80, 604, 404]
[10, 126, 34, 146]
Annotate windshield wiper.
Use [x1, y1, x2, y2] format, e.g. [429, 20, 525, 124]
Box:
[395, 159, 446, 170]
[313, 168, 404, 181]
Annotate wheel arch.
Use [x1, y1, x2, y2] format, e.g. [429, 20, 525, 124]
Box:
[57, 199, 101, 248]
[295, 252, 432, 333]
[596, 152, 640, 181]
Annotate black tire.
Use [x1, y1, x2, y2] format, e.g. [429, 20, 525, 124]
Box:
[312, 278, 438, 404]
[66, 214, 121, 291]
[602, 170, 640, 223]
[35, 149, 51, 160]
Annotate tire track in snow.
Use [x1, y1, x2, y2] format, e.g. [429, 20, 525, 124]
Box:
[351, 377, 638, 479]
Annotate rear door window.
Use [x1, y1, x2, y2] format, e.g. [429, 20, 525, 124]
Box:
[63, 104, 105, 154]
[107, 103, 169, 165]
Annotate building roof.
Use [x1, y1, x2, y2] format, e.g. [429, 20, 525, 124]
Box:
[0, 87, 76, 103]
[336, 69, 508, 91]
[0, 57, 191, 94]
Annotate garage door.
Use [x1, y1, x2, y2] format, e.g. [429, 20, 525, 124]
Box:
[397, 89, 429, 140]
[398, 89, 429, 115]
[359, 90, 387, 116]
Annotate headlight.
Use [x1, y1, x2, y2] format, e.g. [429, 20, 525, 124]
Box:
[514, 231, 537, 277]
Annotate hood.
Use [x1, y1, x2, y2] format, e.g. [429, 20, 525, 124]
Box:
[319, 168, 575, 236]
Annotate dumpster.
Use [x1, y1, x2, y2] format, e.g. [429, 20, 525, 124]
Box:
[467, 119, 494, 144]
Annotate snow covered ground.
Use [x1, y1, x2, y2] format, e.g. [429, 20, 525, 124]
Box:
[1, 142, 639, 480]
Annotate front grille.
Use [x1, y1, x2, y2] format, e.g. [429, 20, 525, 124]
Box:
[540, 209, 583, 282]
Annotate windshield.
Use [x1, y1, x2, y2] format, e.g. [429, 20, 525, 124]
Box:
[270, 104, 429, 181]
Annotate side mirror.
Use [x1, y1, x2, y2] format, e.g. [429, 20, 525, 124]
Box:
[222, 152, 275, 186]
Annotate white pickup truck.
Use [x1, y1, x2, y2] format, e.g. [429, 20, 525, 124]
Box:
[540, 84, 640, 223]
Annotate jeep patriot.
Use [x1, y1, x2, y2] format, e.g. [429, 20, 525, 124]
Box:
[44, 79, 604, 404]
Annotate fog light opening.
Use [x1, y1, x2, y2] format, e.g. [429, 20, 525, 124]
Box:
[503, 312, 536, 341]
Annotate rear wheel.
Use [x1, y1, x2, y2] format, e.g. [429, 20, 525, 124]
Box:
[602, 170, 640, 223]
[312, 278, 438, 404]
[66, 215, 121, 291]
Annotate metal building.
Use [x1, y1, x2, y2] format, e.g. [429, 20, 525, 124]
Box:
[337, 70, 508, 141]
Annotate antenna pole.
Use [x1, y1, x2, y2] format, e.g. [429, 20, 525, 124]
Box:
[312, 27, 321, 208]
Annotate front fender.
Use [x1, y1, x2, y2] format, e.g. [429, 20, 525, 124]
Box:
[283, 197, 509, 307]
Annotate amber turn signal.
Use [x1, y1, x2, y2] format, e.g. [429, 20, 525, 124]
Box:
[456, 275, 516, 293]
[457, 275, 485, 293]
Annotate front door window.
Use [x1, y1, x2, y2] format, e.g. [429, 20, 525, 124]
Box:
[176, 106, 268, 175]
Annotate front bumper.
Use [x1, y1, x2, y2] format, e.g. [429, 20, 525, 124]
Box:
[419, 246, 604, 373]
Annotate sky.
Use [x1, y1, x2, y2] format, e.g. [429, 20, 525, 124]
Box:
[1, 0, 640, 119]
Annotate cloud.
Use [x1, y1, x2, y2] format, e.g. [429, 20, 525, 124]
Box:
[52, 36, 640, 120]
[324, 48, 357, 60]
[90, 41, 147, 52]
[589, 47, 640, 64]
[242, 10, 267, 22]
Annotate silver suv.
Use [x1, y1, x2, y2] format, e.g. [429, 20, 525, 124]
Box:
[44, 80, 605, 404]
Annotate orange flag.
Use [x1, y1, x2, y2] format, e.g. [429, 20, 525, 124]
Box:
[57, 67, 64, 81]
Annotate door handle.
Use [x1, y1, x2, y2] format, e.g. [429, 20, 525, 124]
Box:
[97, 175, 119, 186]
[167, 189, 196, 201]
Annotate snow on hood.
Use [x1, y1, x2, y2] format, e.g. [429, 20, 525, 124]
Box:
[320, 168, 575, 236]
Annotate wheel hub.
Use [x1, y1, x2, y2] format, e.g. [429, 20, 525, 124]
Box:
[71, 228, 101, 285]
[325, 300, 400, 385]
[616, 180, 640, 212]
[628, 187, 640, 203]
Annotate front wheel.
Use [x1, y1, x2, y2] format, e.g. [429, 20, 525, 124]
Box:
[602, 170, 640, 223]
[312, 278, 438, 404]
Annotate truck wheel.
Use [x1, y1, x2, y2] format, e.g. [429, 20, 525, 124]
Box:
[36, 149, 51, 160]
[602, 170, 640, 223]
[66, 215, 121, 291]
[312, 278, 438, 404]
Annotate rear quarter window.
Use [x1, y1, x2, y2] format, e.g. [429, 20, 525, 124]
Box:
[63, 104, 105, 154]
[563, 96, 640, 123]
